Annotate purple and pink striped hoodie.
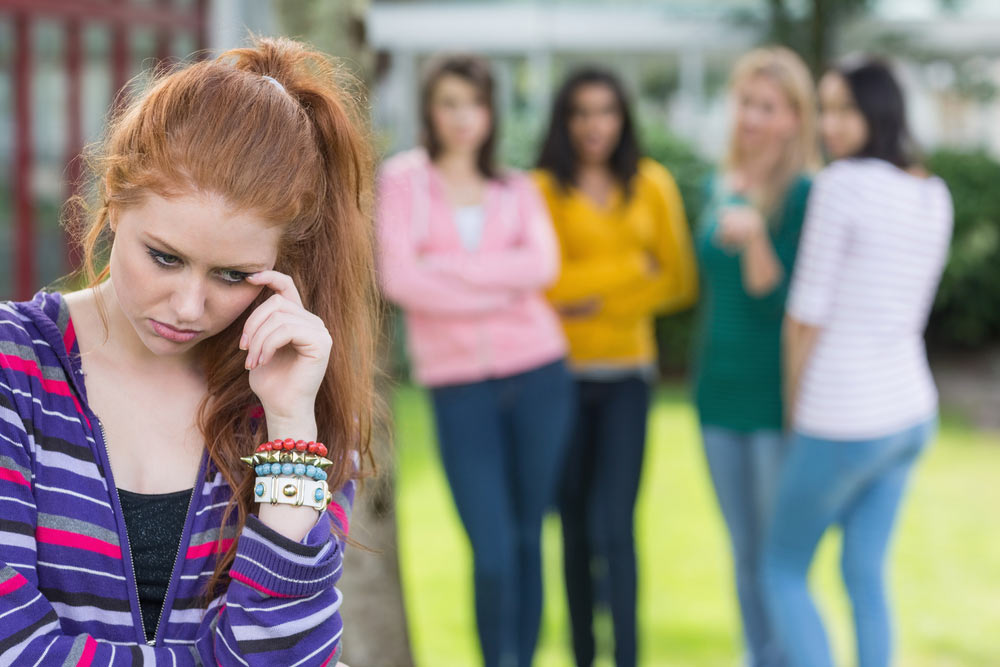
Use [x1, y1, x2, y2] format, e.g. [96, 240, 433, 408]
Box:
[0, 291, 354, 666]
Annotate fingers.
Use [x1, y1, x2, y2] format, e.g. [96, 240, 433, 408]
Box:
[246, 270, 304, 308]
[248, 319, 295, 370]
[244, 309, 328, 369]
[241, 293, 298, 350]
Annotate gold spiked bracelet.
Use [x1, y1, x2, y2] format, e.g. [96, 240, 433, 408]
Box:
[254, 475, 332, 512]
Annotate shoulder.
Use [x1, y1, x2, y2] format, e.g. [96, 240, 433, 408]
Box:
[497, 168, 539, 197]
[635, 159, 681, 203]
[636, 158, 677, 188]
[811, 159, 867, 199]
[530, 168, 559, 196]
[0, 292, 59, 350]
[785, 173, 814, 207]
[0, 293, 64, 412]
[378, 148, 429, 185]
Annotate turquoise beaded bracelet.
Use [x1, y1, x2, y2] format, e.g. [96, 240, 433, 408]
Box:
[240, 439, 334, 482]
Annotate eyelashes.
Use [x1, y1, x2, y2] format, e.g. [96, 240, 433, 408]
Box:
[145, 247, 250, 285]
[218, 269, 252, 284]
[147, 247, 180, 267]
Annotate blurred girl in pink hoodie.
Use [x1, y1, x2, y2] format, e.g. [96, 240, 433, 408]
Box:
[376, 55, 573, 667]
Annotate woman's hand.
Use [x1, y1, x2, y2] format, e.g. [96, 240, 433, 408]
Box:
[716, 205, 766, 250]
[240, 271, 331, 436]
[240, 271, 330, 541]
[558, 297, 602, 319]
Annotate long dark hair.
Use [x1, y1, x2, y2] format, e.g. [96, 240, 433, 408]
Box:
[536, 67, 641, 196]
[834, 58, 917, 169]
[420, 54, 499, 179]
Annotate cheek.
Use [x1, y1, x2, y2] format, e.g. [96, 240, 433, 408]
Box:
[846, 115, 868, 149]
[431, 107, 457, 136]
[602, 115, 622, 139]
[773, 112, 799, 141]
[471, 108, 491, 138]
[109, 241, 160, 312]
[207, 288, 262, 331]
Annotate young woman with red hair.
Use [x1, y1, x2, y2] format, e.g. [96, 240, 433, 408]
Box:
[0, 37, 372, 665]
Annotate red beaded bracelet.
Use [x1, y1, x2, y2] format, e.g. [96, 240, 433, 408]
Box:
[253, 438, 328, 457]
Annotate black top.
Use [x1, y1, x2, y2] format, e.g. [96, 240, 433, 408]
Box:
[118, 487, 193, 641]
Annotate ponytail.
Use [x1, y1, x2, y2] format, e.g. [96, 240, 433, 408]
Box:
[72, 36, 377, 601]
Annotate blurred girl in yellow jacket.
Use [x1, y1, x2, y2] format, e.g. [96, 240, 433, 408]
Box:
[534, 68, 697, 667]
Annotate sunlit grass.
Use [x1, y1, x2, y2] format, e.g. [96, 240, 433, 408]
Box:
[395, 384, 1000, 666]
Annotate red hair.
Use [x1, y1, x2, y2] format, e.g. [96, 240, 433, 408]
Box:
[72, 37, 377, 598]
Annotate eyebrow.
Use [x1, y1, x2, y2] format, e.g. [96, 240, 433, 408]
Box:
[144, 233, 271, 272]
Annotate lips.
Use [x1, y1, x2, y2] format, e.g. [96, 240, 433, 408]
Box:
[150, 319, 201, 343]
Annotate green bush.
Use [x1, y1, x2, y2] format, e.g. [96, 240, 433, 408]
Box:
[640, 121, 712, 375]
[925, 148, 1000, 349]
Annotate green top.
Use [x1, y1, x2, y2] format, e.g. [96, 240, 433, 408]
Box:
[692, 172, 812, 431]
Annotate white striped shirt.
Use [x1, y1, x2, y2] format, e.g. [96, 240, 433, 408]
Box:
[788, 158, 953, 440]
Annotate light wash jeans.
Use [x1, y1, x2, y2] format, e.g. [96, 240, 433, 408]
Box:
[702, 426, 788, 667]
[761, 417, 937, 667]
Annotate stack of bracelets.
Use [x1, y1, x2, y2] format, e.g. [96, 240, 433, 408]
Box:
[240, 439, 333, 513]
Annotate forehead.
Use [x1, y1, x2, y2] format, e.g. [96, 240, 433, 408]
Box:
[432, 74, 481, 99]
[119, 191, 282, 267]
[819, 72, 851, 102]
[572, 83, 617, 109]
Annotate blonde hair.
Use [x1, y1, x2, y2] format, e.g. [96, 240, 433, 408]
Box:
[724, 46, 820, 215]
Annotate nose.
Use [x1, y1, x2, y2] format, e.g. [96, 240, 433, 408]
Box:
[169, 274, 207, 326]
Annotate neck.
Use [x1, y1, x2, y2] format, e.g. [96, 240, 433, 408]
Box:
[736, 145, 785, 188]
[576, 161, 612, 181]
[433, 149, 480, 179]
[91, 280, 201, 375]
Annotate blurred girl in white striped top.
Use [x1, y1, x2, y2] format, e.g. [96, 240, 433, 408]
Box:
[761, 59, 953, 667]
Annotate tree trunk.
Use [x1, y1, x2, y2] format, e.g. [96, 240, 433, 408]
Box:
[810, 0, 829, 77]
[271, 2, 417, 664]
[768, 0, 792, 46]
[338, 314, 414, 666]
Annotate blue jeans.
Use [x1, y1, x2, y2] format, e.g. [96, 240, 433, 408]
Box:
[701, 426, 788, 667]
[430, 360, 574, 667]
[761, 418, 936, 667]
[560, 377, 651, 667]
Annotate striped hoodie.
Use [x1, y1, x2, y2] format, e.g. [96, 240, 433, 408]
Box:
[0, 291, 354, 666]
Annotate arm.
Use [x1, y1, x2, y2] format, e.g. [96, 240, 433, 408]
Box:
[600, 167, 699, 319]
[740, 221, 784, 296]
[196, 482, 354, 667]
[740, 181, 810, 314]
[376, 169, 514, 315]
[532, 171, 649, 306]
[782, 170, 852, 425]
[0, 382, 353, 666]
[782, 315, 821, 426]
[421, 175, 561, 291]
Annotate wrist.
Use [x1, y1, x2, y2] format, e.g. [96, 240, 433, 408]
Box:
[264, 412, 318, 443]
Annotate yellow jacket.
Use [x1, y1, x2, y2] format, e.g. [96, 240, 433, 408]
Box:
[533, 159, 698, 368]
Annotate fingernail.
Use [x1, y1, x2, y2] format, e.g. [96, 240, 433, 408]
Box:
[239, 334, 248, 349]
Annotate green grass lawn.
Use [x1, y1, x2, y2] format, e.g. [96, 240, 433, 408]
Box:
[393, 384, 1000, 667]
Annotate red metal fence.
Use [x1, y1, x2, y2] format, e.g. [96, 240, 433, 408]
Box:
[1, 0, 209, 300]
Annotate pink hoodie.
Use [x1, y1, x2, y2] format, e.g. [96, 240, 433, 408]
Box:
[377, 149, 567, 387]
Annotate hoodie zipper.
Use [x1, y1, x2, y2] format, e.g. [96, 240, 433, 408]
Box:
[151, 470, 197, 646]
[99, 422, 197, 646]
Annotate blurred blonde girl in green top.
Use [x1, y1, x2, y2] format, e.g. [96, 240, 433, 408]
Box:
[692, 47, 819, 667]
